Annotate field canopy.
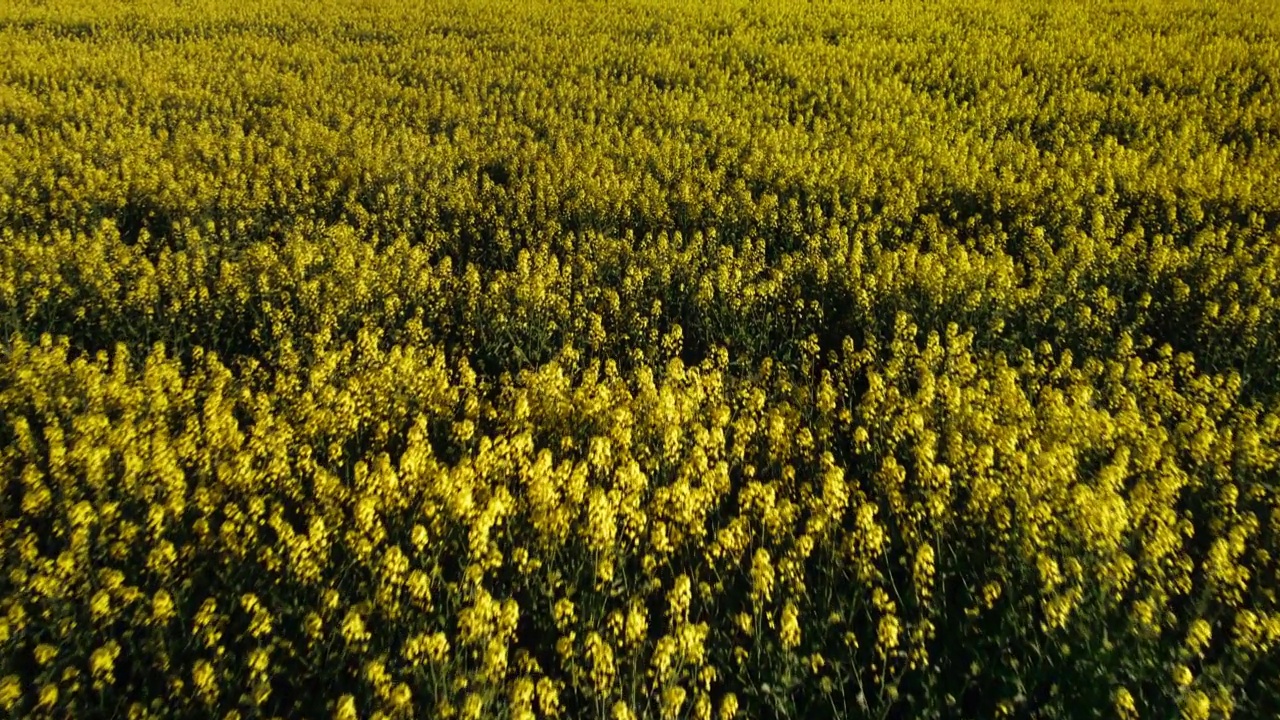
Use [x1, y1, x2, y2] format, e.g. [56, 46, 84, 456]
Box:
[1, 1, 1279, 719]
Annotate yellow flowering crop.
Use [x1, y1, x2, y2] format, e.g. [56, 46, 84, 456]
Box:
[2, 0, 1279, 719]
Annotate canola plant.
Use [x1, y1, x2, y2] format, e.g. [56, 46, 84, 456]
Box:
[1, 0, 1279, 718]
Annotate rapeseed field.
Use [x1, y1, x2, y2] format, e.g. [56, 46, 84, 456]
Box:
[2, 0, 1279, 717]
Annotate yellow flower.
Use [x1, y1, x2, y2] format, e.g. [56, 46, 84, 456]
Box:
[536, 677, 561, 717]
[625, 600, 648, 648]
[240, 594, 262, 615]
[99, 568, 124, 591]
[305, 612, 323, 640]
[0, 675, 20, 711]
[510, 677, 536, 710]
[34, 644, 58, 665]
[389, 683, 412, 709]
[779, 602, 801, 650]
[1232, 609, 1262, 652]
[982, 581, 1002, 609]
[251, 681, 272, 707]
[606, 610, 625, 639]
[556, 631, 576, 662]
[553, 598, 576, 630]
[650, 635, 678, 683]
[585, 632, 616, 693]
[1172, 664, 1193, 688]
[152, 589, 176, 625]
[365, 659, 391, 695]
[1185, 619, 1212, 655]
[426, 632, 450, 663]
[1042, 589, 1080, 631]
[406, 570, 432, 609]
[35, 682, 57, 710]
[693, 691, 712, 720]
[876, 613, 902, 659]
[90, 642, 121, 682]
[482, 637, 509, 681]
[90, 589, 112, 621]
[335, 694, 358, 720]
[611, 700, 637, 720]
[69, 500, 96, 528]
[411, 524, 430, 551]
[193, 660, 217, 697]
[1114, 687, 1137, 719]
[750, 548, 774, 605]
[913, 543, 936, 590]
[676, 622, 709, 666]
[248, 648, 271, 677]
[661, 685, 687, 720]
[342, 610, 371, 646]
[718, 692, 739, 720]
[1180, 690, 1210, 720]
[499, 599, 521, 640]
[668, 574, 693, 622]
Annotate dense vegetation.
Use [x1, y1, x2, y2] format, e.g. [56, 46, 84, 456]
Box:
[2, 0, 1279, 718]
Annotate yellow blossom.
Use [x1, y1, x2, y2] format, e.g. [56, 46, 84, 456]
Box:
[1114, 687, 1137, 719]
[152, 589, 176, 625]
[34, 644, 58, 666]
[779, 602, 801, 650]
[342, 610, 371, 646]
[0, 676, 20, 712]
[719, 692, 739, 720]
[750, 548, 774, 605]
[35, 682, 58, 710]
[1181, 690, 1210, 720]
[335, 694, 358, 720]
[661, 685, 687, 720]
[1186, 619, 1213, 655]
[612, 700, 637, 720]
